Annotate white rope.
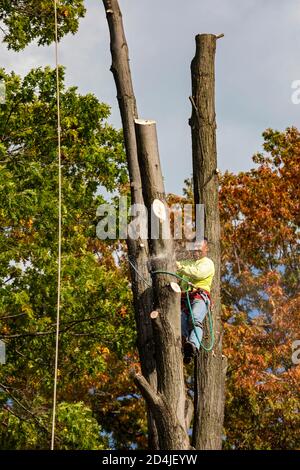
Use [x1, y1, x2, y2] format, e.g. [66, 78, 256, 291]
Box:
[51, 0, 62, 450]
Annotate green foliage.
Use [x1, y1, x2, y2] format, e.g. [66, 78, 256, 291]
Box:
[0, 67, 137, 449]
[0, 0, 86, 51]
[0, 401, 107, 449]
[55, 402, 107, 450]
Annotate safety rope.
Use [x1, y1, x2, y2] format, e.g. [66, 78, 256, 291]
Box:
[128, 255, 152, 287]
[51, 0, 62, 450]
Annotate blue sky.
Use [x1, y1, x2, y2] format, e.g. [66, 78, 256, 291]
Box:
[2, 0, 300, 194]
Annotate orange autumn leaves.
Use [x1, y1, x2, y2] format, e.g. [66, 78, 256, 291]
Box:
[220, 127, 300, 449]
[168, 127, 299, 448]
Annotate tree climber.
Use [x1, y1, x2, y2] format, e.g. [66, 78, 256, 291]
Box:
[176, 238, 215, 364]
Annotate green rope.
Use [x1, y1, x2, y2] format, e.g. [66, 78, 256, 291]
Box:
[152, 270, 215, 352]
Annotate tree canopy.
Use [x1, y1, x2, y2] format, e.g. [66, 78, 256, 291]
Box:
[0, 66, 143, 449]
[0, 0, 86, 50]
[221, 127, 300, 449]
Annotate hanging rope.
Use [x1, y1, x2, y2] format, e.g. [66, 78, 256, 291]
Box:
[51, 0, 62, 450]
[128, 255, 152, 287]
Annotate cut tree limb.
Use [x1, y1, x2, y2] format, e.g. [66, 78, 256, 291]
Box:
[134, 119, 190, 449]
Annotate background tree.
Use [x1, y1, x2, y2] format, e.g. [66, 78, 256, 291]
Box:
[0, 67, 140, 449]
[173, 127, 299, 450]
[220, 127, 300, 449]
[0, 0, 86, 50]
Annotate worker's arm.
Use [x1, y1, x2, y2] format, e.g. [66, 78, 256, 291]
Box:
[176, 258, 214, 281]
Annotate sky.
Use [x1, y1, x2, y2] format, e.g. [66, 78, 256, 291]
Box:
[2, 0, 300, 194]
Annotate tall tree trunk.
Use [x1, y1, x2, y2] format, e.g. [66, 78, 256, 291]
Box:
[133, 120, 190, 450]
[189, 34, 226, 449]
[102, 0, 158, 449]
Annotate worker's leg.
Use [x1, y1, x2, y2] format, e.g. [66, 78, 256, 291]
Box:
[188, 299, 209, 350]
[181, 309, 189, 341]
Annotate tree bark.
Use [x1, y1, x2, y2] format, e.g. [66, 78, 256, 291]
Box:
[102, 0, 158, 449]
[189, 34, 226, 450]
[134, 120, 190, 450]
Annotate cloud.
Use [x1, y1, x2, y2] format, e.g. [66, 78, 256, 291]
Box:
[1, 0, 299, 193]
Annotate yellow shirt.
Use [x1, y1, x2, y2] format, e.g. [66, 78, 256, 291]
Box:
[176, 257, 215, 293]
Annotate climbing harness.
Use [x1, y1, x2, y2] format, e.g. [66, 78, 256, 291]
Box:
[127, 257, 215, 352]
[152, 270, 215, 352]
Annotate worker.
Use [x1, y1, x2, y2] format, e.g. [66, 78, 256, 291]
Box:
[176, 237, 215, 364]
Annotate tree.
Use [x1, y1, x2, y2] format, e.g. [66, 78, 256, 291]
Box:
[2, 0, 225, 450]
[133, 120, 190, 449]
[189, 33, 226, 450]
[102, 0, 157, 448]
[102, 0, 191, 449]
[0, 0, 86, 50]
[0, 66, 136, 449]
[220, 127, 300, 449]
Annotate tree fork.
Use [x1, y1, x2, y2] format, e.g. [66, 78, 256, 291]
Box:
[102, 0, 158, 449]
[132, 371, 191, 450]
[189, 33, 226, 450]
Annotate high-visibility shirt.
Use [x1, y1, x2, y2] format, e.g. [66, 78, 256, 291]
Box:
[176, 256, 215, 293]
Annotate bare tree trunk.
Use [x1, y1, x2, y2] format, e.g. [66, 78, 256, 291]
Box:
[133, 120, 190, 450]
[102, 0, 158, 449]
[189, 34, 226, 450]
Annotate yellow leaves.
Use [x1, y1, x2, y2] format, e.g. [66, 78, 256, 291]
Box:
[19, 218, 34, 229]
[12, 229, 25, 239]
[6, 376, 15, 385]
[1, 325, 10, 334]
[95, 345, 110, 354]
[21, 304, 34, 317]
[57, 4, 70, 19]
[91, 345, 110, 359]
[119, 306, 127, 318]
[84, 279, 97, 292]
